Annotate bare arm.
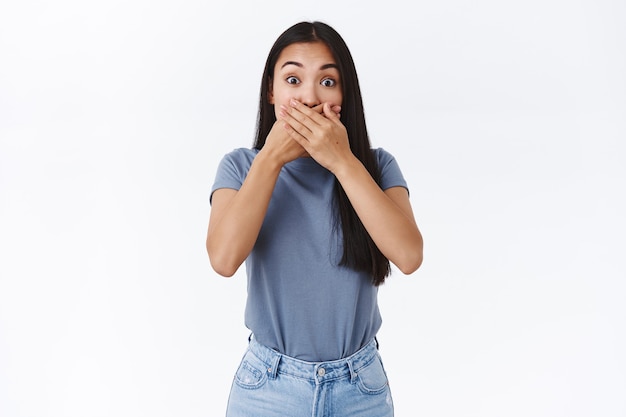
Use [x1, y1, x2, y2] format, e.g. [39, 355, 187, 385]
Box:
[334, 160, 423, 274]
[206, 104, 342, 277]
[206, 120, 308, 276]
[206, 153, 281, 277]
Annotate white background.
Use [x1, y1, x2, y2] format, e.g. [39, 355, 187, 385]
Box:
[1, 0, 625, 416]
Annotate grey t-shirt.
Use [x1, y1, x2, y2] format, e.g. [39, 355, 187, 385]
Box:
[211, 148, 408, 361]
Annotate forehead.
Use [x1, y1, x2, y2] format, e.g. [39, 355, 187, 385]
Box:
[275, 42, 337, 69]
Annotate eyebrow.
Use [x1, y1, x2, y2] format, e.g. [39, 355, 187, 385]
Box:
[280, 61, 339, 70]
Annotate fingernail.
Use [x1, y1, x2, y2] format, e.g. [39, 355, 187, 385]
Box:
[290, 99, 298, 107]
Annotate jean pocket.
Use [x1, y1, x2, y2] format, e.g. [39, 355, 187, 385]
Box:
[356, 354, 389, 395]
[233, 350, 268, 390]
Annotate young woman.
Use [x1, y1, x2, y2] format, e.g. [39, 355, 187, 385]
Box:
[207, 21, 423, 417]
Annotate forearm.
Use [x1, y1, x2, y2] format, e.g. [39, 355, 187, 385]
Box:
[333, 156, 423, 274]
[207, 151, 283, 276]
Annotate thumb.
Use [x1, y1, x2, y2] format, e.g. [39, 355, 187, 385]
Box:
[324, 103, 341, 120]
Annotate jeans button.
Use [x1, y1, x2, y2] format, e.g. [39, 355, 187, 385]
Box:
[317, 367, 325, 377]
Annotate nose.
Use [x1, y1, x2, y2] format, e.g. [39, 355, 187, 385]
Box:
[297, 83, 320, 108]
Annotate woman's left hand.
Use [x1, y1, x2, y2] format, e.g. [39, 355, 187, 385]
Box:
[279, 99, 354, 174]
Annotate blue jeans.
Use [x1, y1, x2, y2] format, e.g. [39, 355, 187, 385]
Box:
[225, 336, 394, 417]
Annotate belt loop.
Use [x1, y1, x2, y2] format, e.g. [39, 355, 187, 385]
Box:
[347, 358, 358, 384]
[267, 353, 280, 379]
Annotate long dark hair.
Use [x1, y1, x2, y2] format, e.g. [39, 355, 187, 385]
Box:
[253, 21, 390, 285]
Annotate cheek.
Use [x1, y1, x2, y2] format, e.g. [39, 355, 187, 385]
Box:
[271, 94, 291, 118]
[271, 90, 290, 109]
[323, 90, 343, 106]
[324, 92, 343, 106]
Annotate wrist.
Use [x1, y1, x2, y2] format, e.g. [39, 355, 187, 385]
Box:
[255, 147, 286, 173]
[330, 154, 363, 181]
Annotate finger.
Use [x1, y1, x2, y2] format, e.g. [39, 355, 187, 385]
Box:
[311, 104, 326, 114]
[283, 120, 312, 150]
[289, 99, 326, 126]
[297, 103, 340, 118]
[316, 103, 341, 119]
[323, 102, 342, 123]
[279, 105, 313, 136]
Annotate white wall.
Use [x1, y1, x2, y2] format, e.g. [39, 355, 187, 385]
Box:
[1, 1, 624, 416]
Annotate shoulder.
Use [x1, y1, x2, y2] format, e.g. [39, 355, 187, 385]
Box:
[215, 147, 259, 174]
[211, 148, 259, 200]
[220, 147, 259, 166]
[371, 147, 408, 190]
[372, 147, 400, 169]
[372, 147, 395, 160]
[213, 148, 259, 183]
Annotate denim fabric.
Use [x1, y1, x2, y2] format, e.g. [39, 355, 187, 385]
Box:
[225, 337, 394, 417]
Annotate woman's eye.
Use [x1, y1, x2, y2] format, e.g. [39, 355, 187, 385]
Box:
[286, 76, 300, 85]
[321, 78, 336, 87]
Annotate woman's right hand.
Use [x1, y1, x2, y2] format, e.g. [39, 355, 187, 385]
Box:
[261, 119, 308, 165]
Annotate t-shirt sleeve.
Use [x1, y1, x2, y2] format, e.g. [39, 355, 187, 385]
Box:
[209, 148, 254, 205]
[375, 148, 409, 193]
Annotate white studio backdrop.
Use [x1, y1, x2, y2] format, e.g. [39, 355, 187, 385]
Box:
[1, 0, 624, 416]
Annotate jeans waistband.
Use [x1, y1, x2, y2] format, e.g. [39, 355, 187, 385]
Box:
[247, 336, 379, 383]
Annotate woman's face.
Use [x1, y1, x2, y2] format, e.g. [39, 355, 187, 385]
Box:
[269, 41, 343, 117]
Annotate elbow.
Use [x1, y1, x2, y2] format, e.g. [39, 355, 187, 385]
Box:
[211, 261, 238, 277]
[208, 254, 239, 277]
[397, 253, 423, 275]
[206, 241, 240, 278]
[394, 240, 423, 275]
